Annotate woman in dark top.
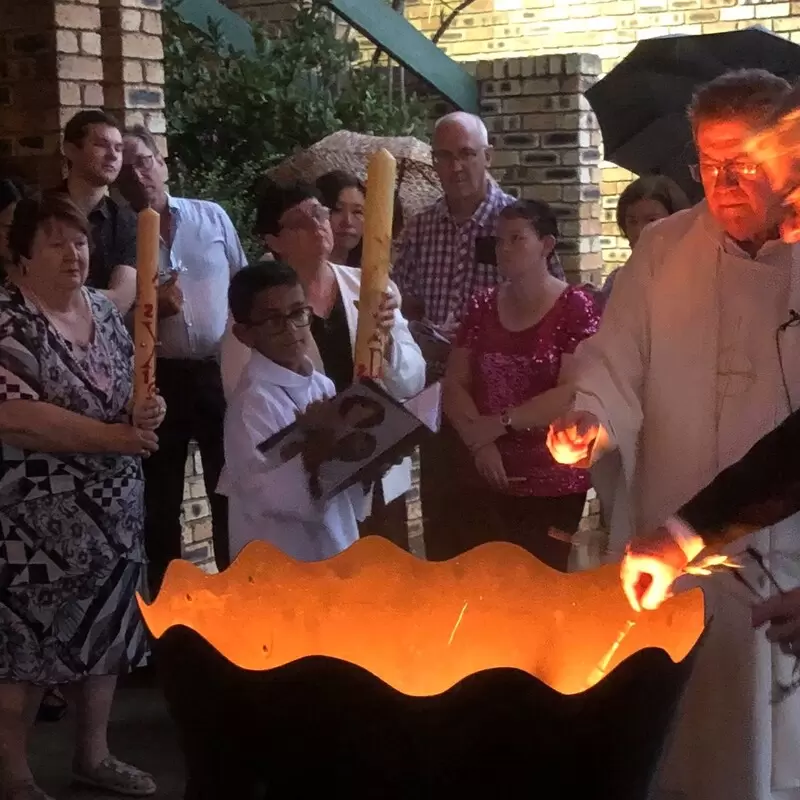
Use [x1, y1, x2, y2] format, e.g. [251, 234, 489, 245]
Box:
[253, 182, 425, 550]
[315, 170, 406, 270]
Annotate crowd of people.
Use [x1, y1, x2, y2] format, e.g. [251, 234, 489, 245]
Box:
[1, 65, 800, 800]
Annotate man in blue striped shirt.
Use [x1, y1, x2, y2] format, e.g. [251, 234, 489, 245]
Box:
[118, 126, 247, 594]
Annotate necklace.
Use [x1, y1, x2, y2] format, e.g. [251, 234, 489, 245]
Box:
[20, 285, 94, 348]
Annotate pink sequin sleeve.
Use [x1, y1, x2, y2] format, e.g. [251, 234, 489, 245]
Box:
[454, 289, 495, 350]
[559, 287, 601, 354]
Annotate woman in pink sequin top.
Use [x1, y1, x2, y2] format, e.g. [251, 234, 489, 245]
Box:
[443, 199, 601, 570]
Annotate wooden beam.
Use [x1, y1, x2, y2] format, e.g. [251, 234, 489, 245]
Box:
[323, 0, 479, 113]
[173, 0, 256, 53]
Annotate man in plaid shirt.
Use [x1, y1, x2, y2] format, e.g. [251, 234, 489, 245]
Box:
[394, 111, 564, 362]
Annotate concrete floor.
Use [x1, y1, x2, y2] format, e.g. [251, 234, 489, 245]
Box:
[29, 684, 185, 800]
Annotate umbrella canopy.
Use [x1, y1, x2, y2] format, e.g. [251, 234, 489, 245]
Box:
[266, 131, 442, 218]
[586, 26, 800, 199]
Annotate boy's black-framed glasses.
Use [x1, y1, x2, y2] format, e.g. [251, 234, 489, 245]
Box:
[247, 305, 313, 336]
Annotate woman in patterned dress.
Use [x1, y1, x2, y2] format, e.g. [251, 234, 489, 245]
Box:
[0, 194, 164, 800]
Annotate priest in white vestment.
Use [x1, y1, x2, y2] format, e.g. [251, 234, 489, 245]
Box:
[549, 69, 800, 800]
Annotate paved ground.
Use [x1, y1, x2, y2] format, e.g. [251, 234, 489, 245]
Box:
[29, 683, 185, 800]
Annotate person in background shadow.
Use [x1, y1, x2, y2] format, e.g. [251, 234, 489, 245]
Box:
[600, 175, 691, 301]
[315, 170, 406, 270]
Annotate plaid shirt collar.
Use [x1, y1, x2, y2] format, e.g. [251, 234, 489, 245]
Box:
[431, 179, 512, 229]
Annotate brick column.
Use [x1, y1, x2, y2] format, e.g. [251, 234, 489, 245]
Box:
[99, 0, 166, 152]
[0, 0, 105, 184]
[476, 54, 603, 287]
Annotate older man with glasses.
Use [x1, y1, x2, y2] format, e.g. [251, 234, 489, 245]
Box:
[116, 125, 248, 594]
[392, 112, 565, 561]
[547, 69, 800, 800]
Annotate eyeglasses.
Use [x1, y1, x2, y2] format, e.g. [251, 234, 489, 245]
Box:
[248, 305, 313, 335]
[432, 148, 482, 168]
[689, 160, 760, 183]
[124, 153, 155, 175]
[279, 204, 330, 231]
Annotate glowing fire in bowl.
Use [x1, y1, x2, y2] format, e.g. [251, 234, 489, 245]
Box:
[138, 537, 704, 697]
[139, 539, 707, 799]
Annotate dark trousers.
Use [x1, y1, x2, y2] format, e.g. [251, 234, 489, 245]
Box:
[419, 422, 478, 561]
[420, 421, 586, 569]
[358, 480, 409, 551]
[464, 490, 587, 572]
[144, 358, 228, 595]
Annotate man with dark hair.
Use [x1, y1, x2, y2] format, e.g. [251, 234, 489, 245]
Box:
[546, 69, 798, 799]
[116, 124, 247, 592]
[57, 109, 137, 313]
[219, 261, 366, 561]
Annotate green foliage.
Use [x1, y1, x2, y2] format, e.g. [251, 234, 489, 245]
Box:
[164, 0, 427, 258]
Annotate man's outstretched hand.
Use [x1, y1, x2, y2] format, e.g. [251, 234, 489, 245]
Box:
[620, 522, 705, 611]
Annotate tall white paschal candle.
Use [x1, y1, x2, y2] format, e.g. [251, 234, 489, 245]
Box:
[133, 207, 160, 410]
[354, 149, 397, 381]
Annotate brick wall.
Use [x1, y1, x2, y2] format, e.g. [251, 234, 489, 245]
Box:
[401, 0, 800, 275]
[238, 0, 800, 274]
[99, 0, 167, 154]
[0, 0, 217, 571]
[0, 1, 102, 184]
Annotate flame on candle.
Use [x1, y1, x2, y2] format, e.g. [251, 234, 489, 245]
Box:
[683, 553, 742, 577]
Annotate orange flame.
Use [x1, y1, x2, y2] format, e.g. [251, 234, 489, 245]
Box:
[746, 110, 800, 243]
[138, 538, 705, 698]
[683, 552, 742, 577]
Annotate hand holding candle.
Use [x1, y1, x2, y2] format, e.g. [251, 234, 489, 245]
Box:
[354, 149, 397, 381]
[546, 410, 600, 467]
[133, 207, 160, 414]
[620, 521, 706, 612]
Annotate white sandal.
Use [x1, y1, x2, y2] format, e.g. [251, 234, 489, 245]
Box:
[72, 755, 156, 797]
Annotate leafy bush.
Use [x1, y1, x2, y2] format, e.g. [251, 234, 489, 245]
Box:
[164, 0, 427, 257]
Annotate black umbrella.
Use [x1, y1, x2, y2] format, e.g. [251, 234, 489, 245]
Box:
[586, 26, 800, 200]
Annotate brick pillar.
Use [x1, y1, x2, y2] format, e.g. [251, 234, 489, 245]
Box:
[476, 54, 603, 286]
[0, 0, 105, 185]
[99, 0, 166, 152]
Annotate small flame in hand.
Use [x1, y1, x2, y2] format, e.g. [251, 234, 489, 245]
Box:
[683, 553, 742, 577]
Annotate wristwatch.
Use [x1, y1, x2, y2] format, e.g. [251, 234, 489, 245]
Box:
[500, 409, 514, 434]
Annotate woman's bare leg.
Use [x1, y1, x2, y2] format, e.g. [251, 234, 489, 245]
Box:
[70, 675, 116, 769]
[0, 681, 45, 784]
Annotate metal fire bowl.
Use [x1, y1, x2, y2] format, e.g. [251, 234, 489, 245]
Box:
[155, 625, 704, 800]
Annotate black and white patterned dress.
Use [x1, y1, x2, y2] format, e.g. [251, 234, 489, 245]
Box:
[0, 285, 148, 684]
